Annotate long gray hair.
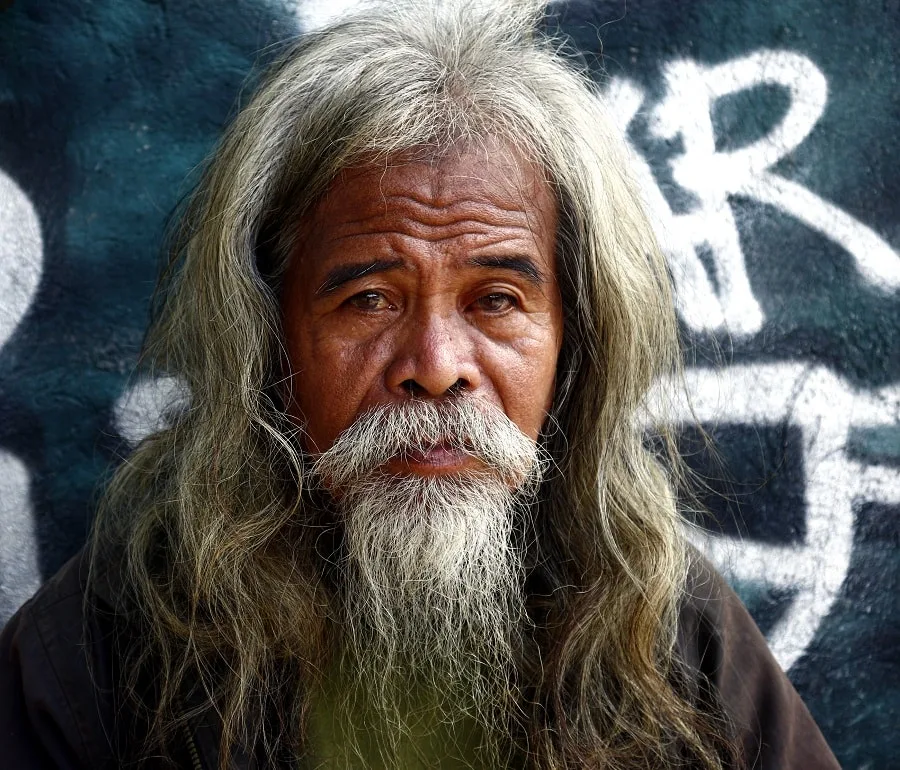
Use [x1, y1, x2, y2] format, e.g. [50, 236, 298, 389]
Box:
[92, 1, 736, 767]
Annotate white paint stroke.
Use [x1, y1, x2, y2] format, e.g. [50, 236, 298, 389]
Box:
[0, 169, 44, 623]
[663, 363, 900, 670]
[606, 79, 727, 331]
[610, 49, 900, 336]
[113, 375, 190, 447]
[0, 452, 41, 624]
[290, 0, 370, 32]
[0, 170, 43, 349]
[746, 174, 900, 288]
[857, 465, 900, 508]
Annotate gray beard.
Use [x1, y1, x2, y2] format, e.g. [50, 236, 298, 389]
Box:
[308, 400, 546, 761]
[340, 470, 525, 690]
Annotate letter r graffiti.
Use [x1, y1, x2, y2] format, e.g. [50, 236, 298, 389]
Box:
[607, 50, 900, 336]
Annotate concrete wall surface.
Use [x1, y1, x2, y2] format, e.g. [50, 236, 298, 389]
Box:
[0, 1, 897, 766]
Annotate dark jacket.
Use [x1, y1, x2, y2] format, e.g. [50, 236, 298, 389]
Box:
[0, 547, 840, 769]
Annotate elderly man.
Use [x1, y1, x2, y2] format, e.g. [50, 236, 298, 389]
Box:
[0, 1, 839, 768]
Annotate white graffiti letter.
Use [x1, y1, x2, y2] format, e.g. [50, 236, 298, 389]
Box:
[650, 50, 900, 335]
[662, 364, 900, 670]
[0, 169, 44, 623]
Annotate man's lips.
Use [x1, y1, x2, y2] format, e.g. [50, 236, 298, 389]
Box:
[383, 442, 480, 475]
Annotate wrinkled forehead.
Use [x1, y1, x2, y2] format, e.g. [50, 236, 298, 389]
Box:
[305, 138, 558, 233]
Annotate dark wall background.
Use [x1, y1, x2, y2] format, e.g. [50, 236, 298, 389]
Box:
[1, 1, 897, 766]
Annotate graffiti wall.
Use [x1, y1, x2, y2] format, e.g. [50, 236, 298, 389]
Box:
[1, 0, 897, 766]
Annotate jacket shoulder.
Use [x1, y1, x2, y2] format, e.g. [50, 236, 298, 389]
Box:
[677, 551, 840, 770]
[0, 547, 120, 768]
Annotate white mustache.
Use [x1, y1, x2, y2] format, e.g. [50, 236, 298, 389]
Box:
[311, 399, 546, 490]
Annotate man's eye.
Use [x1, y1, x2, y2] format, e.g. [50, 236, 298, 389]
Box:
[347, 291, 391, 311]
[476, 293, 517, 313]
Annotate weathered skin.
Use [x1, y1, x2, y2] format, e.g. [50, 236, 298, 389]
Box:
[281, 143, 563, 476]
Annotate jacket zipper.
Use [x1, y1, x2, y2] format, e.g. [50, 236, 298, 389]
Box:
[180, 717, 205, 770]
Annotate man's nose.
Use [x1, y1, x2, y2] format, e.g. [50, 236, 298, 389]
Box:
[384, 309, 481, 398]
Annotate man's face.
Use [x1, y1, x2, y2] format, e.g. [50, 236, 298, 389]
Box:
[281, 142, 563, 471]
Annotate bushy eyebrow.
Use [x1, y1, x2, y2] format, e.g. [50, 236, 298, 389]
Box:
[467, 256, 545, 285]
[315, 259, 405, 295]
[314, 255, 545, 295]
